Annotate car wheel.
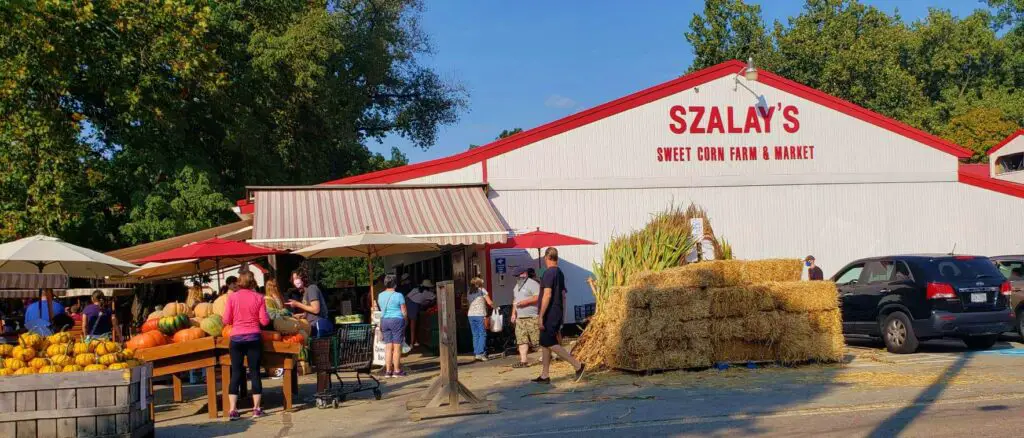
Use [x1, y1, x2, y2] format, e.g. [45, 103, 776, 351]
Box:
[881, 312, 918, 354]
[963, 334, 998, 350]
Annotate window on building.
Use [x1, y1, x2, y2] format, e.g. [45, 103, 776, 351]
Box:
[996, 152, 1024, 174]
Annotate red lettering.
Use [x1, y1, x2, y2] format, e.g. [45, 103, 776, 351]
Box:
[809, 145, 815, 159]
[657, 147, 664, 162]
[762, 146, 769, 160]
[669, 106, 686, 134]
[706, 107, 724, 134]
[746, 146, 757, 160]
[744, 107, 761, 133]
[783, 106, 799, 133]
[727, 107, 743, 133]
[758, 106, 775, 133]
[689, 106, 706, 134]
[774, 146, 783, 160]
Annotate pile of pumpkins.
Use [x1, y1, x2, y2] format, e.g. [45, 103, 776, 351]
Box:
[0, 332, 139, 377]
[129, 296, 310, 351]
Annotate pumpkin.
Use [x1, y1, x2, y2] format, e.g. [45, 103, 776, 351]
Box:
[221, 325, 232, 338]
[172, 327, 207, 343]
[84, 364, 107, 371]
[158, 314, 190, 335]
[49, 354, 72, 367]
[194, 303, 213, 318]
[18, 333, 43, 349]
[75, 353, 97, 366]
[0, 369, 13, 376]
[4, 358, 26, 370]
[122, 349, 135, 360]
[147, 311, 163, 320]
[141, 319, 160, 333]
[296, 318, 311, 334]
[12, 346, 36, 362]
[212, 294, 229, 317]
[0, 344, 14, 357]
[72, 342, 90, 355]
[87, 339, 102, 352]
[47, 332, 72, 344]
[283, 333, 305, 344]
[14, 367, 36, 375]
[126, 331, 168, 350]
[99, 353, 122, 366]
[95, 341, 120, 356]
[273, 317, 300, 335]
[163, 301, 190, 318]
[46, 343, 72, 357]
[62, 365, 84, 373]
[28, 357, 49, 369]
[38, 365, 61, 374]
[108, 363, 130, 370]
[261, 331, 282, 342]
[199, 315, 223, 337]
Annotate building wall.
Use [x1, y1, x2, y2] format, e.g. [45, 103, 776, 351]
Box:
[402, 163, 482, 185]
[491, 182, 1024, 322]
[991, 136, 1024, 184]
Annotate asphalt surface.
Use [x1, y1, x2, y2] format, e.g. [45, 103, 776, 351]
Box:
[154, 337, 1024, 437]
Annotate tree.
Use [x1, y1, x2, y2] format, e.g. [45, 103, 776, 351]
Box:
[685, 0, 772, 72]
[938, 107, 1020, 161]
[469, 127, 523, 150]
[118, 166, 236, 245]
[317, 257, 384, 287]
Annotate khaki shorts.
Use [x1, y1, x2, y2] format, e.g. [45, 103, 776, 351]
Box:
[515, 317, 540, 347]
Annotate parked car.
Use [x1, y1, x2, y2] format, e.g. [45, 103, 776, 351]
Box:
[833, 255, 1014, 354]
[990, 255, 1024, 335]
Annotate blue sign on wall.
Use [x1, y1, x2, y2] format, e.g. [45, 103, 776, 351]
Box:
[495, 258, 507, 274]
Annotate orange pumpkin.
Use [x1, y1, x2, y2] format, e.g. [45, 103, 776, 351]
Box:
[221, 325, 232, 338]
[172, 327, 207, 343]
[140, 319, 160, 333]
[283, 333, 305, 344]
[261, 331, 282, 342]
[126, 331, 168, 350]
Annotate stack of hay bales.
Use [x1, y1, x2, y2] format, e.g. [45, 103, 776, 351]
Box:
[574, 259, 843, 371]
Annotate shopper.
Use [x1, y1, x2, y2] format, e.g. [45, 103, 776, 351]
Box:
[287, 267, 334, 394]
[68, 301, 83, 324]
[405, 279, 436, 347]
[264, 279, 285, 310]
[467, 277, 494, 361]
[377, 275, 408, 377]
[82, 290, 116, 341]
[511, 268, 541, 368]
[226, 276, 240, 293]
[534, 247, 585, 384]
[24, 289, 65, 333]
[805, 255, 824, 281]
[222, 271, 270, 420]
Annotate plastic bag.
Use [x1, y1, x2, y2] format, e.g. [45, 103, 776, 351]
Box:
[489, 309, 503, 333]
[402, 342, 412, 354]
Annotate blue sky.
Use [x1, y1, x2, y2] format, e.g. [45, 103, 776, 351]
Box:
[374, 0, 987, 163]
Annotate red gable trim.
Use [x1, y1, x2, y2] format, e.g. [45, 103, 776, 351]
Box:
[325, 60, 971, 185]
[958, 163, 1024, 198]
[987, 130, 1024, 156]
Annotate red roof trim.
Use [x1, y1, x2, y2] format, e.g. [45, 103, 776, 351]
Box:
[958, 163, 1024, 198]
[324, 59, 971, 185]
[987, 130, 1024, 156]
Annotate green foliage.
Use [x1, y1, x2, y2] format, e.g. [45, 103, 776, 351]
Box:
[591, 206, 696, 308]
[686, 0, 1024, 161]
[317, 257, 384, 287]
[119, 167, 236, 245]
[469, 127, 523, 150]
[0, 0, 460, 249]
[718, 237, 734, 260]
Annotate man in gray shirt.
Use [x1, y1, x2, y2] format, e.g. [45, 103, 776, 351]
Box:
[511, 268, 541, 368]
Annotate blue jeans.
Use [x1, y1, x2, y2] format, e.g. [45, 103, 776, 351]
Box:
[469, 316, 486, 356]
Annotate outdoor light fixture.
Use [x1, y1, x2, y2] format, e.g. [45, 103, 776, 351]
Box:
[743, 57, 758, 81]
[733, 56, 760, 97]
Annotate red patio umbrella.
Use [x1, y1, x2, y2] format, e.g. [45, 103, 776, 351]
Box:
[133, 237, 282, 289]
[491, 229, 596, 269]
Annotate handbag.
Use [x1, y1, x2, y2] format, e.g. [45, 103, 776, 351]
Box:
[489, 309, 503, 333]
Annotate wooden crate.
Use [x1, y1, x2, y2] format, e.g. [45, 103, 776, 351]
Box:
[0, 364, 154, 438]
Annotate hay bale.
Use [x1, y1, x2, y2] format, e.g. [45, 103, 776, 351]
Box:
[707, 286, 777, 317]
[633, 259, 802, 289]
[755, 281, 839, 313]
[713, 341, 775, 363]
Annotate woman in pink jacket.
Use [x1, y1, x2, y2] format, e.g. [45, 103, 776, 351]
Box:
[222, 272, 271, 420]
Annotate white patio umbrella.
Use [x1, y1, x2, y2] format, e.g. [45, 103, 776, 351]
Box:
[0, 235, 137, 278]
[126, 256, 260, 282]
[294, 230, 438, 305]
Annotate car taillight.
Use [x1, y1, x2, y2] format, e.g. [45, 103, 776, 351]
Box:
[926, 282, 956, 299]
[1001, 281, 1012, 296]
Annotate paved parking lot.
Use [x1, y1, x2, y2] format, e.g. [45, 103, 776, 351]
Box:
[154, 336, 1024, 437]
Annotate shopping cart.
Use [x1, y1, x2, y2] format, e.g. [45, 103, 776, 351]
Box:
[312, 323, 381, 408]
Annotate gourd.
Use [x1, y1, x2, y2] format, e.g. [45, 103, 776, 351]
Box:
[273, 317, 300, 335]
[199, 315, 224, 337]
[72, 342, 90, 355]
[122, 349, 135, 359]
[28, 358, 49, 369]
[18, 332, 43, 349]
[194, 303, 213, 318]
[99, 353, 122, 366]
[172, 327, 207, 343]
[108, 363, 130, 370]
[62, 365, 84, 373]
[94, 341, 120, 356]
[4, 358, 26, 370]
[163, 301, 190, 318]
[47, 332, 72, 344]
[12, 346, 36, 362]
[141, 319, 160, 333]
[84, 364, 107, 371]
[296, 318, 311, 334]
[38, 365, 61, 374]
[0, 369, 13, 376]
[212, 294, 229, 317]
[46, 344, 72, 357]
[261, 331, 282, 342]
[148, 311, 163, 320]
[126, 331, 168, 350]
[49, 354, 72, 367]
[157, 314, 190, 335]
[0, 344, 13, 357]
[14, 367, 36, 375]
[75, 353, 97, 366]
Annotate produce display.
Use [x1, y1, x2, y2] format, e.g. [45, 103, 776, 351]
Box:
[0, 332, 139, 378]
[335, 314, 363, 325]
[157, 314, 191, 335]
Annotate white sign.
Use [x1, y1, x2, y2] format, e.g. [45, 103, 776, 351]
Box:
[690, 218, 704, 240]
[372, 327, 386, 366]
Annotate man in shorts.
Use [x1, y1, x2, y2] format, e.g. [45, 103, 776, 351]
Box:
[511, 268, 541, 368]
[533, 247, 585, 384]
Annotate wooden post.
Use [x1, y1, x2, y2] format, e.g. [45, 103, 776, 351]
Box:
[406, 280, 496, 421]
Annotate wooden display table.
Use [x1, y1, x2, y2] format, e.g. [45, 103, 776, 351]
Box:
[213, 338, 300, 415]
[133, 337, 219, 419]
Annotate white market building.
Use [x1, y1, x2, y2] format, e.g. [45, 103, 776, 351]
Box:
[240, 60, 1024, 322]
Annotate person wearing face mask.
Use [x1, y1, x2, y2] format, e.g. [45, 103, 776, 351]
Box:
[286, 267, 334, 395]
[805, 255, 824, 281]
[511, 268, 541, 368]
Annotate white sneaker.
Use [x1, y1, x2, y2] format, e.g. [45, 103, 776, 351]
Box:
[476, 355, 488, 362]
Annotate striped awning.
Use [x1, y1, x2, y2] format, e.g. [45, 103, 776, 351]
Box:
[248, 184, 509, 250]
[0, 273, 68, 289]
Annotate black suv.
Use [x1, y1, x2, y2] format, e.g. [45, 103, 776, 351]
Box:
[833, 255, 1014, 354]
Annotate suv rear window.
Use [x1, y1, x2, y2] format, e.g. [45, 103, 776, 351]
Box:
[918, 257, 1005, 281]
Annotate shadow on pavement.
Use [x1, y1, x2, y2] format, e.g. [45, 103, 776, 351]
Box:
[866, 352, 973, 438]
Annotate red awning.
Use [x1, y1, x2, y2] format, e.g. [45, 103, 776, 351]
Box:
[134, 237, 281, 264]
[248, 184, 509, 249]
